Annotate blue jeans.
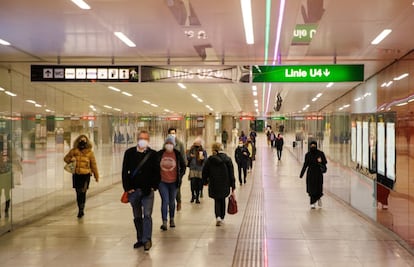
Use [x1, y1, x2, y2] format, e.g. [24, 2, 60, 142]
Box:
[128, 189, 154, 243]
[158, 181, 177, 221]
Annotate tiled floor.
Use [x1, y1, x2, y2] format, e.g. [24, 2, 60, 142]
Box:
[0, 137, 414, 267]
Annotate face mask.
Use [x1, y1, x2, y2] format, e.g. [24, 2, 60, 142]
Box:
[138, 139, 148, 149]
[165, 144, 174, 152]
[78, 140, 87, 149]
[238, 144, 243, 147]
[170, 134, 176, 138]
[310, 146, 317, 151]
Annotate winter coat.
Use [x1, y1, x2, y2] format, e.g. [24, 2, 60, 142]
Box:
[300, 149, 327, 196]
[202, 152, 236, 199]
[122, 147, 160, 195]
[64, 147, 99, 178]
[187, 145, 207, 179]
[234, 146, 250, 168]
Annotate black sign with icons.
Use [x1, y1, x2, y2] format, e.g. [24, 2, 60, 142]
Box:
[31, 65, 139, 82]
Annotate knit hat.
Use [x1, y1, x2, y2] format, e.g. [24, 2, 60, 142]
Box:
[310, 141, 317, 146]
[165, 135, 176, 145]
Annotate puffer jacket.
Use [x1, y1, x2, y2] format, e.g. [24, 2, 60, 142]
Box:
[64, 147, 99, 178]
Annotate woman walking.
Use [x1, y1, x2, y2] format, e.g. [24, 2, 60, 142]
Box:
[202, 142, 236, 226]
[64, 135, 99, 218]
[299, 141, 327, 209]
[187, 137, 207, 204]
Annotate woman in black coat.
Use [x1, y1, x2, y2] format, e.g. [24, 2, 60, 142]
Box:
[300, 141, 327, 209]
[202, 142, 236, 226]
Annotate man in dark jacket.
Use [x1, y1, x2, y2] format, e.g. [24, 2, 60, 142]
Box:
[299, 141, 327, 209]
[122, 130, 160, 251]
[234, 140, 250, 185]
[202, 142, 236, 226]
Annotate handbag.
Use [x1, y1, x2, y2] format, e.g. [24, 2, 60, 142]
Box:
[319, 163, 327, 173]
[64, 160, 76, 174]
[120, 191, 129, 203]
[227, 193, 238, 215]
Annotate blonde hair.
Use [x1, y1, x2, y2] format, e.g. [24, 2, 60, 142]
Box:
[211, 142, 222, 154]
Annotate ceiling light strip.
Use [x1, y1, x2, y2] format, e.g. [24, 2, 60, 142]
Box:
[240, 0, 254, 44]
[114, 32, 136, 47]
[264, 0, 272, 64]
[272, 0, 286, 65]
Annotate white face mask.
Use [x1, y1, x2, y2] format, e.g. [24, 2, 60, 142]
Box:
[165, 144, 174, 152]
[137, 139, 148, 149]
[238, 144, 243, 147]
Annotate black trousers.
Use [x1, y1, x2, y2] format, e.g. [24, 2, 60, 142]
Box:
[190, 178, 203, 199]
[214, 198, 226, 220]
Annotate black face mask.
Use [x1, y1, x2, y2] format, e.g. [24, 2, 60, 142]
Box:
[78, 140, 87, 149]
[310, 146, 317, 152]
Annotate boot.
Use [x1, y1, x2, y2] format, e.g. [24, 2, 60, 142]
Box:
[160, 220, 168, 231]
[5, 199, 10, 218]
[77, 203, 85, 218]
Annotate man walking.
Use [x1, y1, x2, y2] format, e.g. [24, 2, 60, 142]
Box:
[122, 130, 160, 251]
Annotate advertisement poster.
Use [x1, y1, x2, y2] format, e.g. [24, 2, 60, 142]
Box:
[356, 121, 362, 165]
[386, 123, 395, 180]
[377, 122, 385, 176]
[362, 121, 369, 168]
[369, 121, 377, 173]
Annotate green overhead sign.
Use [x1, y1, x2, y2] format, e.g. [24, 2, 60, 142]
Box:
[252, 64, 364, 82]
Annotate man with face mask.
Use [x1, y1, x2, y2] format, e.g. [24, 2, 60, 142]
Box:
[156, 135, 186, 231]
[122, 130, 160, 251]
[299, 141, 327, 209]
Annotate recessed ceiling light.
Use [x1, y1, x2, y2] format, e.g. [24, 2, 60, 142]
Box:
[108, 86, 121, 92]
[71, 0, 91, 10]
[121, 92, 132, 96]
[5, 91, 16, 97]
[371, 29, 392, 45]
[0, 38, 11, 46]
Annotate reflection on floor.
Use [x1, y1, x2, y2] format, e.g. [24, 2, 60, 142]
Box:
[0, 136, 414, 267]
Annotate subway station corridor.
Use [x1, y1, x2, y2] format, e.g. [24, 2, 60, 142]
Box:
[0, 135, 413, 267]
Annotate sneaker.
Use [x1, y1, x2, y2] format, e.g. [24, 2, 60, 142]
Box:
[133, 241, 143, 249]
[177, 202, 182, 211]
[317, 199, 322, 207]
[170, 219, 176, 228]
[310, 204, 316, 209]
[216, 217, 222, 226]
[144, 240, 152, 251]
[196, 199, 201, 204]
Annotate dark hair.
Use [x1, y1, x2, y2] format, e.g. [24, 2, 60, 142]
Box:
[168, 127, 176, 134]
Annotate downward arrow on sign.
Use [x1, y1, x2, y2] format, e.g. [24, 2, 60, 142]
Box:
[323, 69, 330, 76]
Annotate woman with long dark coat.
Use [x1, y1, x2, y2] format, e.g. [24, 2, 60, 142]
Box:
[299, 141, 327, 209]
[202, 142, 236, 226]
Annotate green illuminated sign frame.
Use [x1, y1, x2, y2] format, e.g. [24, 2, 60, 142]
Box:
[252, 64, 364, 82]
